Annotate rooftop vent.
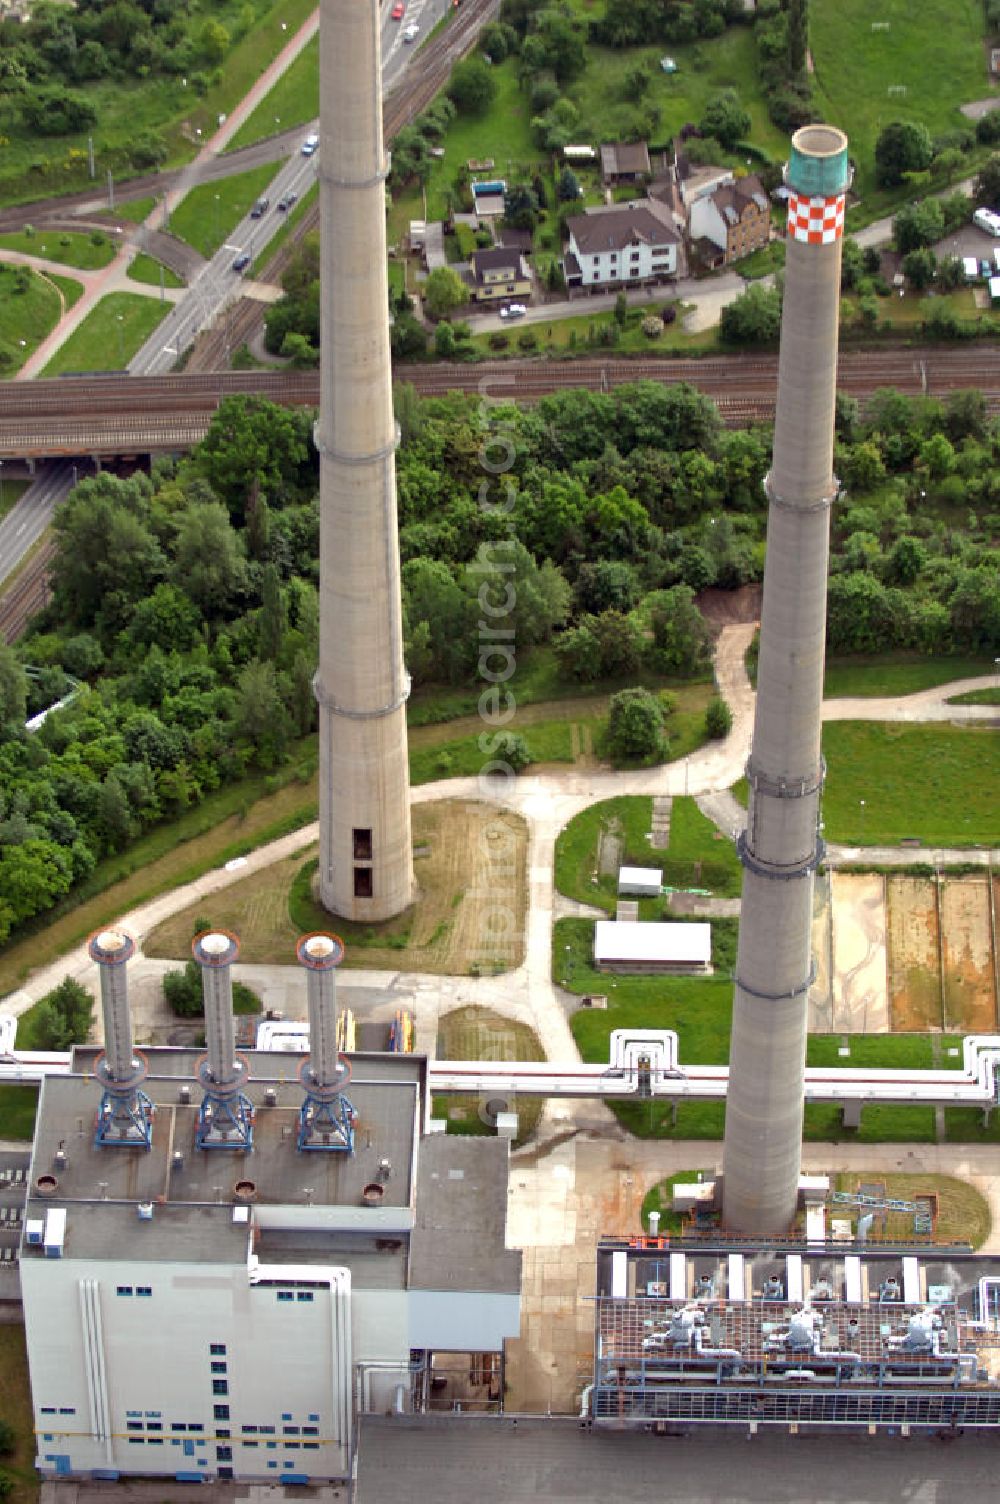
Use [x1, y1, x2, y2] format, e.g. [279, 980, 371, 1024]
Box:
[35, 1174, 58, 1197]
[137, 1203, 153, 1221]
[362, 1182, 385, 1207]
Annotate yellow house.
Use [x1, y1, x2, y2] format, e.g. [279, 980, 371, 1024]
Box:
[467, 247, 532, 304]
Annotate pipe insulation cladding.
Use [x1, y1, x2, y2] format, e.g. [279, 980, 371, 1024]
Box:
[721, 126, 851, 1236]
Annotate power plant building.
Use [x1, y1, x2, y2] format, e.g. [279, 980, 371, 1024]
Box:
[19, 937, 520, 1484]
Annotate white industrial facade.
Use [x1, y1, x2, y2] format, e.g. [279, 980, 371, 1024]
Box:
[20, 1049, 520, 1485]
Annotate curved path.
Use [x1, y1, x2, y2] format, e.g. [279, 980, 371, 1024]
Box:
[3, 635, 997, 1068]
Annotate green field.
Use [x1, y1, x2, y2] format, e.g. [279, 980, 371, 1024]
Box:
[50, 271, 85, 311]
[226, 34, 319, 150]
[0, 1084, 38, 1141]
[0, 0, 319, 203]
[168, 164, 280, 259]
[115, 196, 158, 225]
[0, 263, 63, 375]
[822, 723, 1000, 846]
[467, 303, 717, 360]
[824, 655, 998, 698]
[128, 253, 185, 289]
[0, 229, 115, 271]
[555, 795, 742, 915]
[811, 0, 987, 199]
[948, 687, 1000, 706]
[41, 292, 171, 375]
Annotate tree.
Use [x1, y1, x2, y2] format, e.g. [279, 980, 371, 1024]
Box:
[646, 587, 710, 674]
[574, 559, 640, 614]
[892, 199, 944, 253]
[875, 120, 933, 188]
[171, 503, 247, 616]
[258, 563, 287, 662]
[0, 646, 27, 731]
[530, 6, 586, 81]
[21, 85, 97, 136]
[556, 166, 580, 201]
[901, 247, 936, 291]
[403, 556, 474, 683]
[787, 0, 808, 77]
[503, 182, 540, 230]
[235, 660, 288, 768]
[423, 266, 467, 321]
[614, 290, 628, 328]
[553, 622, 601, 683]
[196, 396, 311, 520]
[606, 687, 667, 766]
[975, 154, 1000, 209]
[719, 282, 781, 344]
[447, 56, 497, 115]
[704, 696, 733, 738]
[0, 839, 74, 927]
[27, 976, 93, 1050]
[699, 89, 751, 148]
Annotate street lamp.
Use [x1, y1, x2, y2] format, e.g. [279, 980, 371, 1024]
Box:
[213, 192, 220, 247]
[115, 312, 125, 367]
[859, 799, 866, 843]
[0, 459, 4, 517]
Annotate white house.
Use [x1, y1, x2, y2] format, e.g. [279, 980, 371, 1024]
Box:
[563, 200, 679, 294]
[593, 920, 711, 974]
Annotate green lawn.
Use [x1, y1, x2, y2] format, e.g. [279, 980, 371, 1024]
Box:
[810, 0, 987, 200]
[948, 687, 1000, 706]
[0, 1084, 38, 1140]
[41, 292, 171, 375]
[822, 723, 1000, 846]
[467, 303, 718, 361]
[50, 271, 85, 311]
[0, 263, 63, 375]
[127, 253, 185, 289]
[433, 1004, 545, 1146]
[226, 33, 319, 150]
[555, 795, 742, 916]
[563, 916, 986, 1142]
[115, 196, 159, 224]
[0, 478, 31, 522]
[0, 228, 116, 270]
[409, 718, 575, 785]
[168, 164, 280, 259]
[823, 654, 998, 698]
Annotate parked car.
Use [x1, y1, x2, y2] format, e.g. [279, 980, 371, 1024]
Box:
[391, 2, 405, 16]
[277, 192, 298, 212]
[981, 258, 993, 280]
[301, 133, 319, 156]
[232, 252, 251, 273]
[250, 197, 270, 218]
[402, 21, 419, 40]
[499, 303, 527, 319]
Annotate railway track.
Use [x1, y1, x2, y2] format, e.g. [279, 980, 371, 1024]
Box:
[0, 535, 57, 644]
[4, 346, 1000, 458]
[185, 0, 502, 372]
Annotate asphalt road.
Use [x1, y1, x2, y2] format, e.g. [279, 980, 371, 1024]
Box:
[0, 462, 72, 588]
[357, 1417, 997, 1503]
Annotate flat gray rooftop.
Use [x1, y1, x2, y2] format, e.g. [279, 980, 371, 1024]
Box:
[411, 1135, 521, 1296]
[24, 1049, 424, 1264]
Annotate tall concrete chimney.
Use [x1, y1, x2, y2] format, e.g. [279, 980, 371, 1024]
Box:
[88, 928, 153, 1148]
[314, 0, 414, 921]
[192, 930, 254, 1150]
[722, 126, 851, 1235]
[296, 933, 355, 1152]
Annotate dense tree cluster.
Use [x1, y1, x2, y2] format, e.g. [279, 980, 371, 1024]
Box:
[0, 397, 318, 944]
[589, 0, 745, 49]
[754, 0, 814, 132]
[2, 380, 997, 945]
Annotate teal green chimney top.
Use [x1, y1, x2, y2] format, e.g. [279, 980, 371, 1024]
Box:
[787, 125, 850, 197]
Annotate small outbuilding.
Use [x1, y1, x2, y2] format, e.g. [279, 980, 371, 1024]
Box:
[593, 920, 711, 975]
[962, 255, 979, 281]
[617, 865, 663, 897]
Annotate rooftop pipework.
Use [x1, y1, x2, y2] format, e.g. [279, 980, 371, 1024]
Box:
[87, 928, 153, 1149]
[721, 125, 852, 1235]
[296, 933, 355, 1152]
[192, 930, 253, 1150]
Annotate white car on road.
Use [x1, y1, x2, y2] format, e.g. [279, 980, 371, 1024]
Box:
[499, 303, 527, 319]
[403, 21, 419, 41]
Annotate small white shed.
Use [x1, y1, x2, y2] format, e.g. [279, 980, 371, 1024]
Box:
[617, 865, 663, 897]
[594, 920, 711, 974]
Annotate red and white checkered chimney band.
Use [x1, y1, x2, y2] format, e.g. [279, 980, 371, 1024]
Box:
[786, 191, 845, 245]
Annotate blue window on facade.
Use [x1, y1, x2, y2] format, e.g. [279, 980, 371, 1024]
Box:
[58, 1409, 75, 1416]
[296, 1292, 313, 1302]
[266, 1442, 277, 1451]
[260, 1425, 275, 1434]
[213, 1406, 229, 1421]
[211, 1362, 227, 1374]
[41, 1408, 55, 1415]
[210, 1344, 226, 1356]
[172, 1424, 186, 1432]
[136, 1287, 152, 1297]
[183, 1441, 195, 1457]
[303, 1443, 320, 1451]
[116, 1286, 133, 1297]
[307, 1413, 319, 1422]
[244, 1441, 258, 1449]
[128, 1439, 143, 1446]
[216, 1446, 232, 1462]
[282, 1425, 299, 1435]
[276, 1292, 293, 1303]
[212, 1380, 228, 1396]
[281, 1413, 292, 1421]
[147, 1423, 162, 1431]
[267, 1462, 278, 1470]
[126, 1423, 142, 1433]
[148, 1439, 163, 1446]
[302, 1426, 318, 1436]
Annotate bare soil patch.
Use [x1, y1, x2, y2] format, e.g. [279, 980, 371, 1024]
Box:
[695, 583, 762, 626]
[887, 877, 942, 1031]
[941, 877, 997, 1033]
[144, 800, 528, 977]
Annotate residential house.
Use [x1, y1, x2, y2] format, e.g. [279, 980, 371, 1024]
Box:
[563, 200, 679, 294]
[600, 142, 651, 185]
[688, 173, 771, 266]
[465, 246, 532, 304]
